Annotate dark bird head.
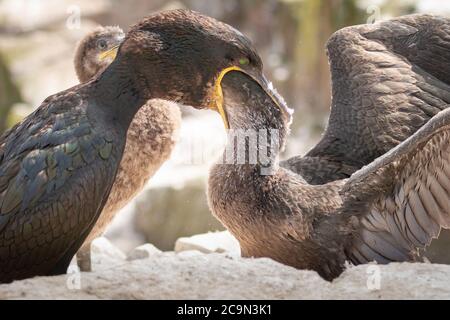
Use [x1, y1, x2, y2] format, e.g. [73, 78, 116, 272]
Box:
[113, 9, 291, 127]
[74, 26, 125, 83]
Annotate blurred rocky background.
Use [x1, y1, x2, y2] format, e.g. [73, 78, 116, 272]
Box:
[1, 0, 450, 255]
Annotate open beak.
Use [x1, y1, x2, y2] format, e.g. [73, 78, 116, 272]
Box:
[99, 45, 120, 61]
[209, 66, 292, 129]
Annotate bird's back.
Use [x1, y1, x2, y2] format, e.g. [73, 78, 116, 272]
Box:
[0, 84, 126, 283]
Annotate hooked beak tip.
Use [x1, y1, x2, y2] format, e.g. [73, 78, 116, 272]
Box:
[209, 66, 294, 129]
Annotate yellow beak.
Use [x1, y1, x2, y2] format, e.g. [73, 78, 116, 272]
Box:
[99, 45, 120, 61]
[209, 66, 292, 129]
[209, 66, 244, 129]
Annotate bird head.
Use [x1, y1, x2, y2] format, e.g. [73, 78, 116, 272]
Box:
[74, 26, 125, 83]
[117, 9, 291, 128]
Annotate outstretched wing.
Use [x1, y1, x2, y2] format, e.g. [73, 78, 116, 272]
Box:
[307, 14, 450, 170]
[340, 107, 450, 264]
[0, 88, 118, 282]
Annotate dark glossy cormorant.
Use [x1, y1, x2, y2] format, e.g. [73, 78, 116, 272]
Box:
[206, 14, 450, 280]
[0, 9, 262, 283]
[73, 27, 181, 272]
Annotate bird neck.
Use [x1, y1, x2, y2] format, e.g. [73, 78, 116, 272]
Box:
[219, 71, 290, 172]
[91, 58, 151, 129]
[219, 114, 288, 175]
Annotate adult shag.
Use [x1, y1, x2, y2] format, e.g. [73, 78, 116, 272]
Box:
[73, 26, 181, 272]
[0, 9, 262, 283]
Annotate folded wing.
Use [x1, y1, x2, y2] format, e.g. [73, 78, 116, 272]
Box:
[0, 90, 116, 282]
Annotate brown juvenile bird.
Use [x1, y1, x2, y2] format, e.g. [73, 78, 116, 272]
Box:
[206, 14, 450, 280]
[0, 9, 265, 283]
[72, 26, 181, 271]
[280, 14, 450, 261]
[74, 26, 125, 83]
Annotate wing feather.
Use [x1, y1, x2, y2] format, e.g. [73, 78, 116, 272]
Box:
[343, 108, 450, 263]
[285, 15, 450, 185]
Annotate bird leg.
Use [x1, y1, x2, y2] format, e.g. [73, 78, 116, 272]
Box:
[76, 242, 92, 272]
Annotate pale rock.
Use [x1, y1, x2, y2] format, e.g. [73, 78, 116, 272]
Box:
[175, 231, 241, 255]
[127, 244, 162, 261]
[90, 237, 126, 271]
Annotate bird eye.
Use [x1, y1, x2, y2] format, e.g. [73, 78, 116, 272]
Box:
[239, 57, 250, 66]
[97, 39, 108, 50]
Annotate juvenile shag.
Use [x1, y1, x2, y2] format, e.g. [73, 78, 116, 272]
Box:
[73, 27, 181, 272]
[206, 14, 450, 280]
[74, 26, 125, 83]
[0, 9, 263, 283]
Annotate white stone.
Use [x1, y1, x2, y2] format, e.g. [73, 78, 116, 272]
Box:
[175, 231, 241, 255]
[90, 237, 126, 271]
[127, 244, 162, 261]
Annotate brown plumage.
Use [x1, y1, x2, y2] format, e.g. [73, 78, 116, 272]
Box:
[73, 26, 181, 271]
[282, 14, 450, 184]
[280, 14, 450, 260]
[74, 26, 125, 83]
[206, 14, 450, 280]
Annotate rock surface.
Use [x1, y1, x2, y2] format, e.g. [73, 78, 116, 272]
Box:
[2, 239, 450, 299]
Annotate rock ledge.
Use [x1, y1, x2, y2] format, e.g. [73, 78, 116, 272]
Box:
[1, 241, 449, 299]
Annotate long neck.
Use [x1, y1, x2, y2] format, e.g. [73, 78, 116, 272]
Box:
[220, 107, 288, 175]
[90, 58, 150, 129]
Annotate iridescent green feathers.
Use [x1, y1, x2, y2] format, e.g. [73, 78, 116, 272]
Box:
[0, 87, 120, 282]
